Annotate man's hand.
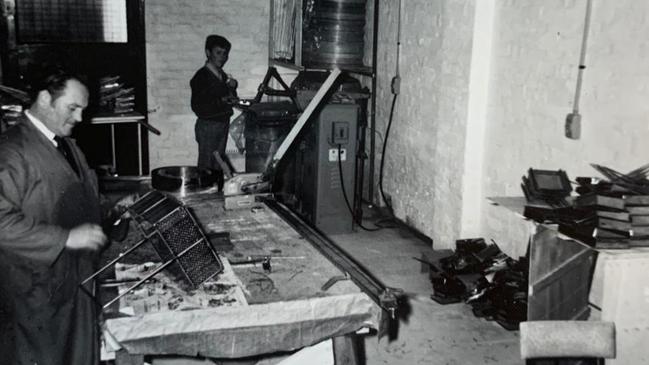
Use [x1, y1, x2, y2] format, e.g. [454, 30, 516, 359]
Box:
[65, 223, 107, 251]
[222, 96, 240, 105]
[115, 193, 138, 210]
[226, 74, 238, 89]
[113, 193, 138, 218]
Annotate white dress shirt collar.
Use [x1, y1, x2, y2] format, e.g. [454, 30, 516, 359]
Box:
[25, 110, 57, 146]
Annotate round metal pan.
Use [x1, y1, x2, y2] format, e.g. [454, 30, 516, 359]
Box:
[151, 166, 216, 193]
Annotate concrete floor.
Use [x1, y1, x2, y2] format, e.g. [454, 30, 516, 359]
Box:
[331, 219, 522, 365]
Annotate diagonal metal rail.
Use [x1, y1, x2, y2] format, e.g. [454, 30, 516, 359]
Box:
[262, 68, 342, 178]
[263, 198, 403, 319]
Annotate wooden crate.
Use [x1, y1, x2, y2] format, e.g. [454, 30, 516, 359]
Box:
[527, 225, 597, 321]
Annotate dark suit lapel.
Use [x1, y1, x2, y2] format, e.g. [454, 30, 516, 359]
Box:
[20, 115, 81, 180]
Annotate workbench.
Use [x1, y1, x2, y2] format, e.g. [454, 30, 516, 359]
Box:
[101, 189, 381, 364]
[487, 197, 649, 364]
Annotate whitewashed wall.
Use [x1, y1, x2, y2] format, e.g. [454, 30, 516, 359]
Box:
[481, 0, 649, 248]
[145, 0, 269, 169]
[374, 0, 476, 248]
[142, 1, 649, 250]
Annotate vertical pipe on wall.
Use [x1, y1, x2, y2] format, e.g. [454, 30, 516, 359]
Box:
[564, 0, 593, 140]
[572, 0, 593, 116]
[133, 0, 149, 174]
[0, 0, 17, 85]
[368, 0, 379, 203]
[269, 0, 275, 61]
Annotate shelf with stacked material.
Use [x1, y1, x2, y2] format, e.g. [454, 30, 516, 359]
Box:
[90, 111, 159, 176]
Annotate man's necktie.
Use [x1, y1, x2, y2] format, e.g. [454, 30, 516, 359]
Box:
[54, 136, 79, 176]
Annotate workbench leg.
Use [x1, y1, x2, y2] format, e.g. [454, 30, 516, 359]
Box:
[115, 349, 144, 365]
[333, 334, 361, 365]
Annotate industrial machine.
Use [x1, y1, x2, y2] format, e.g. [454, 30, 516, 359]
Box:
[284, 103, 359, 235]
[217, 66, 369, 236]
[231, 68, 364, 235]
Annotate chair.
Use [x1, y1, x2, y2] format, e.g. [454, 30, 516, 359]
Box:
[519, 321, 616, 365]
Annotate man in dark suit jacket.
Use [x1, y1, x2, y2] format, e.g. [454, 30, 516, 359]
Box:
[0, 69, 107, 365]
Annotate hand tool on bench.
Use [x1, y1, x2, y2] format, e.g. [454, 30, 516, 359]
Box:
[229, 256, 272, 272]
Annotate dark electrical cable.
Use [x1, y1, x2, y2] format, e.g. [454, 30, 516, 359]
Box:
[374, 0, 402, 228]
[337, 144, 381, 232]
[334, 0, 401, 229]
[379, 93, 397, 214]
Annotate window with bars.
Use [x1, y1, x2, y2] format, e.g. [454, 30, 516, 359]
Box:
[15, 0, 127, 43]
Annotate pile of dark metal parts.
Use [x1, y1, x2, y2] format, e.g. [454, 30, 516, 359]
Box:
[521, 168, 572, 207]
[421, 238, 529, 331]
[522, 164, 649, 248]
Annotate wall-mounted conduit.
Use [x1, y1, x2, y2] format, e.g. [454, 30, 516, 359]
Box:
[565, 0, 593, 140]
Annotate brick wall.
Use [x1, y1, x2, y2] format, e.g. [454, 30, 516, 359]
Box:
[481, 0, 649, 248]
[142, 1, 649, 251]
[145, 0, 269, 169]
[375, 0, 649, 249]
[374, 0, 475, 248]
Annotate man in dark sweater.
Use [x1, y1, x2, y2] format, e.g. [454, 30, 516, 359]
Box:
[190, 34, 238, 179]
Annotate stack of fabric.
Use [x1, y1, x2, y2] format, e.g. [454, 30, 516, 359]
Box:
[0, 85, 29, 133]
[99, 75, 135, 114]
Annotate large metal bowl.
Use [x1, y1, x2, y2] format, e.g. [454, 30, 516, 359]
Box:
[151, 166, 216, 193]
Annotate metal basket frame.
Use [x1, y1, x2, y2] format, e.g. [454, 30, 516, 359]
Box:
[82, 190, 223, 309]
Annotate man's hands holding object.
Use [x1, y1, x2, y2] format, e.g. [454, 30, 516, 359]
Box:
[66, 223, 107, 251]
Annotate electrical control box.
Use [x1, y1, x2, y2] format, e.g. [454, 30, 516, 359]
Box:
[284, 103, 359, 235]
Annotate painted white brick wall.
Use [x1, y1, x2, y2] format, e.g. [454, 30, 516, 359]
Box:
[481, 0, 649, 249]
[142, 1, 649, 252]
[374, 0, 475, 248]
[375, 0, 649, 250]
[145, 0, 269, 169]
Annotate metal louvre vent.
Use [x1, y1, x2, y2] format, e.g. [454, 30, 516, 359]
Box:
[141, 199, 180, 224]
[128, 190, 223, 287]
[129, 189, 164, 214]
